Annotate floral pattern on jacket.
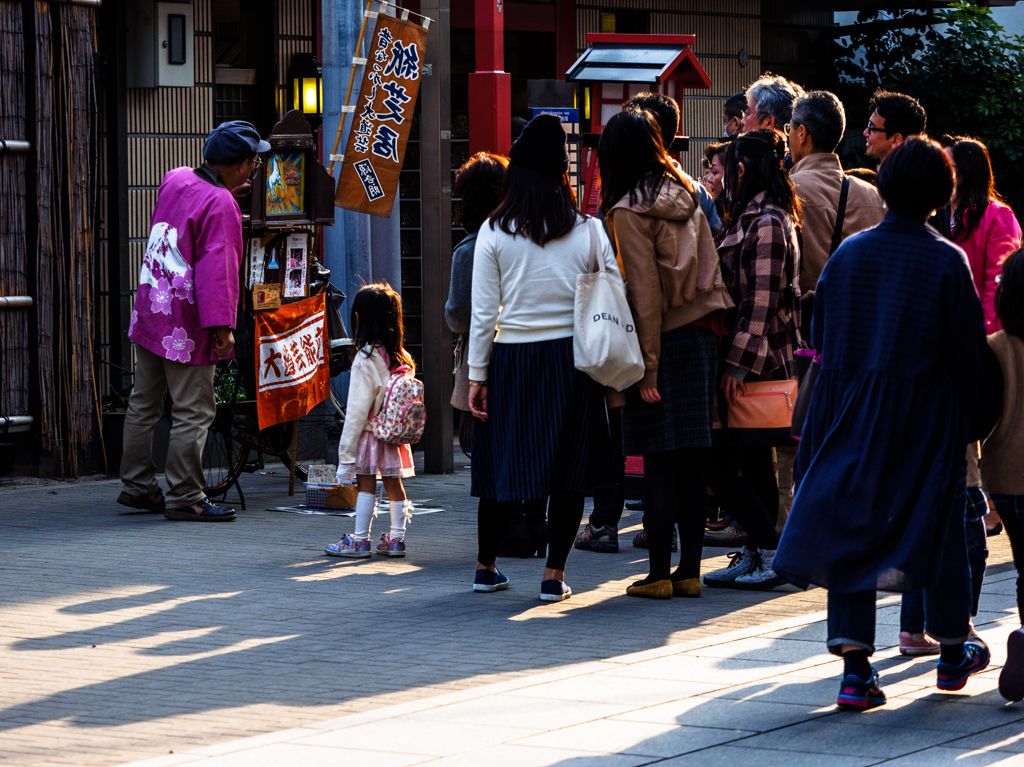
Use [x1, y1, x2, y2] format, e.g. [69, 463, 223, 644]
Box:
[716, 191, 802, 382]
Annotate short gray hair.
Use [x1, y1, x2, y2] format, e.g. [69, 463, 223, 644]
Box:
[746, 75, 805, 127]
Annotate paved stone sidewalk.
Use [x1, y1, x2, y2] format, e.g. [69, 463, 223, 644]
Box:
[119, 579, 1024, 767]
[0, 458, 1017, 766]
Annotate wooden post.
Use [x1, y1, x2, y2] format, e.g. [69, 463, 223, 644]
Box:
[326, 0, 373, 176]
[288, 418, 299, 495]
[419, 0, 453, 474]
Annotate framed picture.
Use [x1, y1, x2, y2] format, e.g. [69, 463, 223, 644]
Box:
[265, 152, 307, 220]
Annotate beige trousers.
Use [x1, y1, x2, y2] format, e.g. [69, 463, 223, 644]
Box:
[120, 345, 216, 508]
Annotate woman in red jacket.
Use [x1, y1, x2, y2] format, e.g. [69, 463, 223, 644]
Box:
[948, 138, 1022, 334]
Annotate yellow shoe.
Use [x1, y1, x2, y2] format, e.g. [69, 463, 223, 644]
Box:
[672, 578, 701, 598]
[626, 579, 673, 599]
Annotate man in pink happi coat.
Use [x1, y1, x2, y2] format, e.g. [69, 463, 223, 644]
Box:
[117, 121, 269, 522]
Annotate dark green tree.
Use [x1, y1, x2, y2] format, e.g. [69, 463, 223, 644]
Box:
[830, 3, 1024, 212]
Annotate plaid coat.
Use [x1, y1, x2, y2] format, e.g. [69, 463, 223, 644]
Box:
[717, 192, 802, 383]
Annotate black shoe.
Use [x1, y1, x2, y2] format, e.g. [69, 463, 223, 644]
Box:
[632, 529, 677, 552]
[164, 498, 236, 522]
[117, 490, 165, 513]
[837, 668, 887, 711]
[625, 500, 644, 511]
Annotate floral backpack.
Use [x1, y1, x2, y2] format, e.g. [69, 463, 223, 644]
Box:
[371, 365, 426, 444]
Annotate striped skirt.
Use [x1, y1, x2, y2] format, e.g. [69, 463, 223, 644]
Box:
[471, 337, 605, 501]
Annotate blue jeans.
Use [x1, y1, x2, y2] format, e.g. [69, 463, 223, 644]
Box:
[828, 463, 971, 655]
[991, 494, 1024, 625]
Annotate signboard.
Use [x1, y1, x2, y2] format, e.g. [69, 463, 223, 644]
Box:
[336, 14, 428, 218]
[255, 294, 329, 430]
[528, 107, 579, 123]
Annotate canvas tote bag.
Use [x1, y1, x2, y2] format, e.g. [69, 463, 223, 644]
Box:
[573, 218, 645, 391]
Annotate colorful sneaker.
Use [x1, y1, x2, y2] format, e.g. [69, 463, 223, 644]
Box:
[899, 631, 941, 656]
[632, 529, 677, 552]
[704, 523, 749, 548]
[540, 579, 572, 602]
[325, 535, 371, 558]
[733, 549, 785, 590]
[473, 568, 510, 592]
[703, 548, 758, 588]
[575, 524, 619, 553]
[376, 533, 406, 557]
[999, 627, 1024, 703]
[837, 668, 887, 711]
[937, 642, 991, 691]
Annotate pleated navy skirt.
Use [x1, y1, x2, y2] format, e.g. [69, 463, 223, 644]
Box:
[471, 337, 605, 501]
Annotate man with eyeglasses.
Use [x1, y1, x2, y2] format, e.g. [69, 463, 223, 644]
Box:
[117, 121, 269, 522]
[723, 91, 746, 138]
[863, 90, 926, 163]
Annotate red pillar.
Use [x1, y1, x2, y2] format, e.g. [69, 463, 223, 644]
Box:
[468, 0, 511, 155]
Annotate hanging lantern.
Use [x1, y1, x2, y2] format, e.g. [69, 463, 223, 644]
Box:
[288, 53, 323, 127]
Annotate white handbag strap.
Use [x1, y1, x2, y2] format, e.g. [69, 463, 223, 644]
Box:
[587, 217, 605, 274]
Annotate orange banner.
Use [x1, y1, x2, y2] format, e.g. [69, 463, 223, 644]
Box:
[335, 14, 428, 217]
[255, 294, 329, 430]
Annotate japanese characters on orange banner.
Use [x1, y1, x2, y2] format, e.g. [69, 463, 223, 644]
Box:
[255, 294, 329, 430]
[335, 14, 428, 218]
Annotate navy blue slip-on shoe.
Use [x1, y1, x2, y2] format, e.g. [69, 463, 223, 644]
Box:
[473, 569, 509, 593]
[836, 668, 887, 711]
[999, 628, 1024, 702]
[164, 499, 236, 522]
[937, 641, 991, 691]
[540, 579, 572, 603]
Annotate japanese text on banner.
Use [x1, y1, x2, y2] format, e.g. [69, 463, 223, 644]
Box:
[255, 294, 330, 430]
[336, 14, 428, 218]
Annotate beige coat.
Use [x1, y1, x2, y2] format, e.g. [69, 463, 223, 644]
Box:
[789, 153, 887, 295]
[607, 174, 734, 388]
[981, 330, 1024, 495]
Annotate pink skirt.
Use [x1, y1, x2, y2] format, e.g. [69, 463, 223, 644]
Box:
[351, 430, 415, 478]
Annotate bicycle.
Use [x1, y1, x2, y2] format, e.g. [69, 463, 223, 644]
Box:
[201, 263, 351, 508]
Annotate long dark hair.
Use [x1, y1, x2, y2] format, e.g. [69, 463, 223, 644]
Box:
[951, 138, 1002, 242]
[350, 282, 415, 372]
[995, 248, 1024, 339]
[597, 108, 688, 215]
[455, 152, 508, 233]
[722, 129, 800, 231]
[489, 164, 579, 246]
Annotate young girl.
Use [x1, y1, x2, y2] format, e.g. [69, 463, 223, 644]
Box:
[982, 248, 1024, 702]
[326, 283, 416, 558]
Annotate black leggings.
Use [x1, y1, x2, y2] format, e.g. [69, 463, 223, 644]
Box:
[642, 448, 707, 581]
[478, 491, 585, 571]
[999, 499, 1024, 625]
[705, 443, 780, 550]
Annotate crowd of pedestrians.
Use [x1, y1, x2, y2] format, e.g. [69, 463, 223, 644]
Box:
[436, 75, 1024, 708]
[119, 79, 1024, 713]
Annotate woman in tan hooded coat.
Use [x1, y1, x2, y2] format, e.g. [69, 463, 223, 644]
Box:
[599, 108, 733, 599]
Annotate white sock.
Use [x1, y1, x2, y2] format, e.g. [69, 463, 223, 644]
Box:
[353, 492, 377, 539]
[390, 499, 414, 538]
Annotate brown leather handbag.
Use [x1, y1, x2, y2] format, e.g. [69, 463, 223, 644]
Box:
[726, 378, 800, 448]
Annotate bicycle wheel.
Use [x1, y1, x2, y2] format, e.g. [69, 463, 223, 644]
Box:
[202, 362, 250, 496]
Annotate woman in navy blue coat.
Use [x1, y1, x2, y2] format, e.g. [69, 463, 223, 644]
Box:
[775, 137, 993, 710]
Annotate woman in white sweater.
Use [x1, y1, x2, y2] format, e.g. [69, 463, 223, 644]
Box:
[468, 114, 622, 602]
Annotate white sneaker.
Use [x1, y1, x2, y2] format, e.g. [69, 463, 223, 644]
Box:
[703, 548, 758, 588]
[733, 549, 786, 590]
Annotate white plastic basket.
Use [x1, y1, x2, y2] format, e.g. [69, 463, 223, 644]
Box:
[305, 483, 333, 509]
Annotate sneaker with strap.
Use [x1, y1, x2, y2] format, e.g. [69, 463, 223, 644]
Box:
[325, 535, 371, 558]
[703, 548, 758, 588]
[836, 668, 887, 711]
[376, 533, 407, 558]
[733, 549, 786, 590]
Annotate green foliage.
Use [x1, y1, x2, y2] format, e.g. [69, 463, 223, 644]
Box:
[829, 3, 1024, 212]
